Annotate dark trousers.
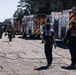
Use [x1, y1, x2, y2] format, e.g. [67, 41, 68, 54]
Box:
[69, 45, 76, 66]
[44, 44, 53, 65]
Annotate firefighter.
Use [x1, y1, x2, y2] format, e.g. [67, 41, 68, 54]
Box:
[11, 26, 15, 38]
[64, 21, 76, 68]
[7, 25, 13, 41]
[42, 23, 56, 68]
[0, 25, 3, 39]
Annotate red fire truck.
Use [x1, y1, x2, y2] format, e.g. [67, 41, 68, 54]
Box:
[22, 14, 49, 37]
[13, 17, 22, 34]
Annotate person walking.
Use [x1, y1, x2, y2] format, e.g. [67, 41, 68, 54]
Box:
[7, 25, 13, 41]
[64, 21, 76, 68]
[42, 23, 56, 68]
[11, 26, 15, 38]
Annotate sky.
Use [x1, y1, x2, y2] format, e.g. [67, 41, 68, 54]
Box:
[0, 0, 19, 22]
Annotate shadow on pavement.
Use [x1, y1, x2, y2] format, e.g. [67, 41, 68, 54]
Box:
[56, 40, 69, 49]
[18, 36, 69, 49]
[61, 66, 76, 70]
[18, 36, 41, 40]
[3, 41, 10, 42]
[34, 65, 52, 71]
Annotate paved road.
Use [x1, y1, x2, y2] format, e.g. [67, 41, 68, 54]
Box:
[0, 33, 76, 75]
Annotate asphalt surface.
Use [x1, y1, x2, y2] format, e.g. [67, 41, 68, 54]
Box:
[0, 33, 76, 75]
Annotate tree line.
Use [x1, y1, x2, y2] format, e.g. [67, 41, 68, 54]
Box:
[13, 0, 76, 18]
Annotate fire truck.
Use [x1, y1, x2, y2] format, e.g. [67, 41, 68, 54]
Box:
[22, 14, 48, 37]
[13, 17, 22, 34]
[49, 9, 76, 42]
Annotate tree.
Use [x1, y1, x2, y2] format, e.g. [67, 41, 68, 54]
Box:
[13, 0, 76, 17]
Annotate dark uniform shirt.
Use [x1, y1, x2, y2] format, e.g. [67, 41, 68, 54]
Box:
[64, 27, 76, 46]
[43, 29, 54, 45]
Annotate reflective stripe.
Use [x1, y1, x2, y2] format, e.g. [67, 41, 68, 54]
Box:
[35, 28, 40, 35]
[69, 11, 74, 27]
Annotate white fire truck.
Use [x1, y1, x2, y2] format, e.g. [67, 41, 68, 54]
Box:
[49, 9, 76, 42]
[22, 14, 48, 37]
[13, 17, 22, 34]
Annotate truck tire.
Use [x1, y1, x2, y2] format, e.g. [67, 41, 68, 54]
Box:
[61, 37, 64, 43]
[31, 35, 35, 38]
[22, 32, 26, 37]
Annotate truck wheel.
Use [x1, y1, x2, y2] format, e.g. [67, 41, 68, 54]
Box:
[31, 35, 35, 38]
[22, 32, 26, 37]
[0, 34, 2, 39]
[61, 37, 64, 43]
[9, 38, 12, 41]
